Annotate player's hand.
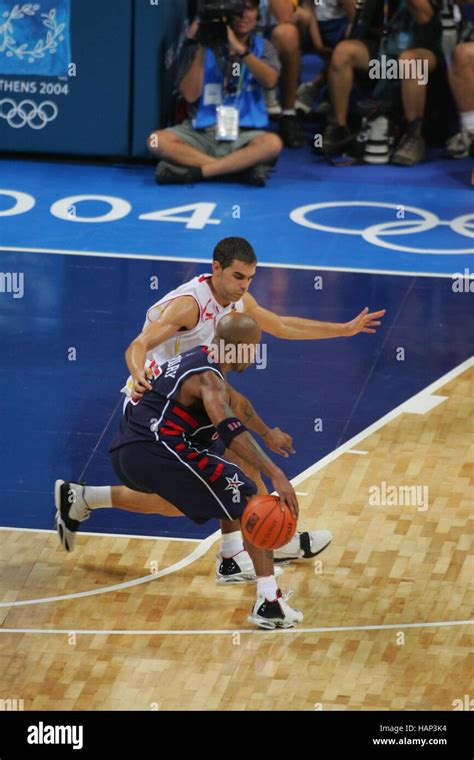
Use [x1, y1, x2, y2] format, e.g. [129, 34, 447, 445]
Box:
[263, 427, 295, 458]
[131, 368, 153, 401]
[343, 307, 386, 336]
[271, 471, 299, 519]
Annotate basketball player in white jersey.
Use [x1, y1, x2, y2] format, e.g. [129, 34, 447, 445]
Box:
[56, 237, 385, 583]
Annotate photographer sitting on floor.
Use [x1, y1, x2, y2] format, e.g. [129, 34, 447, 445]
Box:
[148, 0, 283, 187]
[445, 1, 474, 158]
[322, 0, 443, 166]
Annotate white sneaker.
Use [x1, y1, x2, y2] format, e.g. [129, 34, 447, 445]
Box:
[445, 129, 474, 159]
[273, 529, 332, 562]
[295, 81, 315, 114]
[264, 87, 282, 117]
[248, 589, 303, 629]
[216, 550, 283, 584]
[54, 480, 91, 552]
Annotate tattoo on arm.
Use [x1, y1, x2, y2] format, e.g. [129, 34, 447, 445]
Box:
[241, 400, 256, 423]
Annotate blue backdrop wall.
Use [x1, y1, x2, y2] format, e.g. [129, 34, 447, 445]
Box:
[132, 0, 188, 158]
[0, 0, 187, 158]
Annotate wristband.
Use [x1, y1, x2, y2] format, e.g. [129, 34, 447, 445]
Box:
[217, 417, 247, 448]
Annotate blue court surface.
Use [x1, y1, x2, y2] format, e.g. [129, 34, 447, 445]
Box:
[0, 149, 473, 275]
[0, 151, 473, 540]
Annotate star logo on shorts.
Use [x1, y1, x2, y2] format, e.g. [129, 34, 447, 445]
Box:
[225, 472, 244, 503]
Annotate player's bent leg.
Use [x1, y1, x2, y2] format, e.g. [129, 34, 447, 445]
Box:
[110, 486, 182, 516]
[217, 516, 283, 583]
[54, 480, 183, 553]
[242, 517, 303, 630]
[55, 480, 95, 552]
[216, 448, 271, 584]
[217, 518, 264, 584]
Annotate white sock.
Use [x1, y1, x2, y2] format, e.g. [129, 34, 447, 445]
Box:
[460, 110, 474, 134]
[257, 575, 278, 601]
[221, 530, 244, 558]
[282, 109, 296, 117]
[84, 486, 112, 509]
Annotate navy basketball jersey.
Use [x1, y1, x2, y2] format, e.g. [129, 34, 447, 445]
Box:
[110, 346, 225, 452]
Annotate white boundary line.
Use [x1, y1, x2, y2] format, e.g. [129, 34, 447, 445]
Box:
[0, 529, 221, 608]
[0, 619, 471, 636]
[291, 356, 474, 487]
[0, 356, 472, 619]
[0, 526, 200, 543]
[0, 245, 462, 279]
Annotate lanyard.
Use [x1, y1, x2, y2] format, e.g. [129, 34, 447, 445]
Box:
[214, 49, 248, 105]
[223, 58, 247, 103]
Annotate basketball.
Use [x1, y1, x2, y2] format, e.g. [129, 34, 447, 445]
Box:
[242, 495, 297, 550]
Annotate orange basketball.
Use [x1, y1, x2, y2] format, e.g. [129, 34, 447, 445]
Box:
[242, 495, 297, 550]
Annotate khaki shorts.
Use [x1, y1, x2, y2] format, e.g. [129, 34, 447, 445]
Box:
[167, 119, 266, 158]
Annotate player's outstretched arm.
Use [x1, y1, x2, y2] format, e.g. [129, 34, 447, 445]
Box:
[200, 372, 298, 516]
[227, 384, 295, 458]
[243, 293, 386, 340]
[125, 296, 199, 400]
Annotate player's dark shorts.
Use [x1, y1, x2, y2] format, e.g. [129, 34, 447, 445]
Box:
[110, 439, 257, 524]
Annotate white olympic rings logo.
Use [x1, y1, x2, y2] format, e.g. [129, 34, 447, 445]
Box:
[290, 202, 474, 254]
[0, 99, 59, 130]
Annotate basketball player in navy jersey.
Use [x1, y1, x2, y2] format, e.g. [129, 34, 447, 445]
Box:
[55, 237, 385, 583]
[57, 314, 303, 629]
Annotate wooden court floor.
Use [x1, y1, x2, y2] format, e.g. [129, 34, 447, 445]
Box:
[0, 368, 472, 711]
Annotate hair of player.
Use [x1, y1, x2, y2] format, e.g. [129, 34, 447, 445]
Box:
[212, 237, 257, 270]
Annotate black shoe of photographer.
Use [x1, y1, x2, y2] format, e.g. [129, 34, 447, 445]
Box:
[155, 161, 202, 185]
[279, 114, 305, 148]
[321, 121, 353, 157]
[237, 163, 268, 187]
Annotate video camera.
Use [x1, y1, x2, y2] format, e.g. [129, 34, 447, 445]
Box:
[197, 0, 245, 48]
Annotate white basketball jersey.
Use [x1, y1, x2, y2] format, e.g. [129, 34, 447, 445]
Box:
[122, 274, 245, 398]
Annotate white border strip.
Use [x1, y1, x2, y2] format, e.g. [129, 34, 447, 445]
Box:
[0, 529, 221, 608]
[292, 355, 474, 487]
[0, 526, 200, 543]
[0, 245, 461, 279]
[0, 619, 471, 636]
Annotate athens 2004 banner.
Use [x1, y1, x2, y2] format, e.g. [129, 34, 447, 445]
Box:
[0, 1, 71, 76]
